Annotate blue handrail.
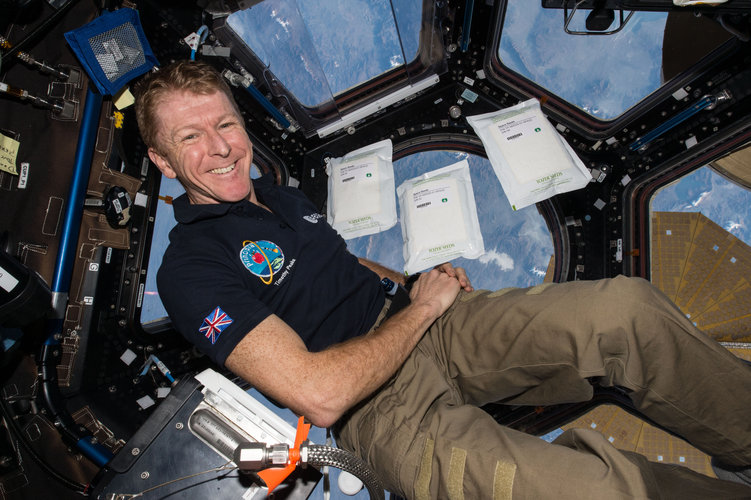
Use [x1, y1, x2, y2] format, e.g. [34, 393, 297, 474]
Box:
[51, 88, 103, 295]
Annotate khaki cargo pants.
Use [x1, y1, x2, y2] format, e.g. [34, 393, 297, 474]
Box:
[335, 276, 751, 499]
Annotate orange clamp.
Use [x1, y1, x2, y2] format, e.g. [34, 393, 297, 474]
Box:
[257, 416, 311, 495]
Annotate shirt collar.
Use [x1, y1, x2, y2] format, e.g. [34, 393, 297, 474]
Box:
[172, 172, 276, 224]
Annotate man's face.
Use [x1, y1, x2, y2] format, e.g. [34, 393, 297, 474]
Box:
[148, 90, 255, 205]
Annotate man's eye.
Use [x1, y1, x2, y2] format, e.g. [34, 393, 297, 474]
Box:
[220, 121, 236, 129]
[182, 134, 197, 141]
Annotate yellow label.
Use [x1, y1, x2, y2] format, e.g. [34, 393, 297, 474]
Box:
[114, 86, 135, 110]
[0, 133, 19, 175]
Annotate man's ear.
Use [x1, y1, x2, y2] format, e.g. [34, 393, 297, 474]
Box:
[148, 147, 177, 179]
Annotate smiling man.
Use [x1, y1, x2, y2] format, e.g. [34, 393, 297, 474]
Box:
[133, 61, 751, 499]
[137, 72, 256, 206]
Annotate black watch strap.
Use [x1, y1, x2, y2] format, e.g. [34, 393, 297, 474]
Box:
[404, 273, 421, 291]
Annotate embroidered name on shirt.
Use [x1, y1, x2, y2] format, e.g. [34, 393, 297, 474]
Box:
[274, 258, 296, 286]
[199, 306, 233, 344]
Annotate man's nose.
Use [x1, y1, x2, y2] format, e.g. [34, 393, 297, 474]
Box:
[209, 129, 231, 156]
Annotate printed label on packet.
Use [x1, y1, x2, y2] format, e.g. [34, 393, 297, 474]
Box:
[495, 114, 544, 143]
[338, 160, 376, 184]
[412, 184, 453, 210]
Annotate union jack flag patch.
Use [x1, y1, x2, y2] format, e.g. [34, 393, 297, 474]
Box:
[199, 306, 233, 345]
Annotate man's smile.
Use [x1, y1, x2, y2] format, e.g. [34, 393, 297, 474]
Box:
[209, 162, 237, 175]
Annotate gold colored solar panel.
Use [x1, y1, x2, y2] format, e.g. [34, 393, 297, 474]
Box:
[561, 404, 713, 476]
[652, 212, 751, 342]
[544, 255, 555, 283]
[651, 212, 698, 301]
[684, 230, 749, 315]
[635, 423, 713, 476]
[563, 404, 618, 434]
[694, 280, 751, 342]
[675, 216, 733, 311]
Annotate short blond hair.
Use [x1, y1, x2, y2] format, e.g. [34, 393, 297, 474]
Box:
[133, 60, 240, 152]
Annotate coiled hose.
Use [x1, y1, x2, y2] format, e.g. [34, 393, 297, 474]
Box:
[306, 445, 385, 500]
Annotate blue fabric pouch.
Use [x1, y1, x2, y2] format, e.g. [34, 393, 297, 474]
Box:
[65, 8, 158, 95]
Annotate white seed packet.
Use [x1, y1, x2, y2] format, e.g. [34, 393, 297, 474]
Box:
[397, 160, 485, 274]
[326, 139, 397, 239]
[466, 99, 592, 210]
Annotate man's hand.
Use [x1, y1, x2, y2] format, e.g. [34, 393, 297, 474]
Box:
[409, 268, 462, 318]
[434, 262, 473, 292]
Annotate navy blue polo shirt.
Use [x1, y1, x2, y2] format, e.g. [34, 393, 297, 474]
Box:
[157, 174, 385, 366]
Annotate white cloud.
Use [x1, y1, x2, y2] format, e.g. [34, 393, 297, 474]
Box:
[686, 190, 710, 209]
[272, 10, 290, 34]
[479, 250, 515, 271]
[726, 222, 743, 233]
[531, 266, 547, 278]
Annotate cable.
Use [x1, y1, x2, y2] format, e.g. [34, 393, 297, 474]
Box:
[306, 445, 385, 500]
[0, 396, 88, 493]
[115, 460, 237, 499]
[189, 25, 209, 61]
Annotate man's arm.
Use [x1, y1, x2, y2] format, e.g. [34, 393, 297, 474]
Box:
[225, 269, 460, 428]
[357, 257, 406, 285]
[358, 257, 474, 292]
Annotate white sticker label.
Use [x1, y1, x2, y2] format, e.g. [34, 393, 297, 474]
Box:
[0, 265, 19, 293]
[412, 185, 453, 210]
[338, 161, 375, 185]
[672, 88, 689, 100]
[134, 192, 148, 207]
[120, 348, 137, 365]
[184, 32, 201, 51]
[140, 156, 150, 177]
[616, 238, 623, 262]
[136, 395, 155, 410]
[18, 162, 29, 189]
[495, 115, 544, 143]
